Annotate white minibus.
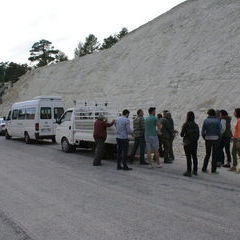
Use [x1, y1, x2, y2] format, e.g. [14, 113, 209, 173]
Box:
[6, 96, 64, 143]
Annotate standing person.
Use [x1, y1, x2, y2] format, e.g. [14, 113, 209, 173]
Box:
[166, 112, 177, 161]
[157, 113, 164, 157]
[93, 115, 115, 166]
[180, 112, 200, 177]
[145, 107, 162, 168]
[231, 108, 240, 172]
[218, 110, 232, 168]
[201, 109, 221, 174]
[159, 111, 172, 164]
[129, 109, 148, 165]
[115, 109, 133, 170]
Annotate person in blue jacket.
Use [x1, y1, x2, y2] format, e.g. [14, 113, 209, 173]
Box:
[201, 109, 221, 173]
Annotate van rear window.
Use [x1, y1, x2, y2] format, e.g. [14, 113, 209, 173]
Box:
[54, 107, 64, 120]
[40, 107, 52, 119]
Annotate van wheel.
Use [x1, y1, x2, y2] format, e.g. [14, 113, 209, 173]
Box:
[61, 138, 71, 153]
[52, 136, 56, 143]
[5, 130, 11, 140]
[24, 132, 31, 144]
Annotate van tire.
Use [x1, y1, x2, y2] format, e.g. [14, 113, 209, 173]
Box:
[5, 130, 11, 140]
[52, 136, 56, 143]
[24, 132, 31, 144]
[61, 137, 72, 153]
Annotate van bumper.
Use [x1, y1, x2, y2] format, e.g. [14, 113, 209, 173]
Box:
[35, 133, 55, 140]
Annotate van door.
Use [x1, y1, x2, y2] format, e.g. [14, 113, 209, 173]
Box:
[17, 108, 26, 137]
[56, 110, 73, 144]
[10, 109, 19, 137]
[39, 107, 52, 136]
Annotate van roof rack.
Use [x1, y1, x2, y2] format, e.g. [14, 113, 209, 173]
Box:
[33, 96, 63, 100]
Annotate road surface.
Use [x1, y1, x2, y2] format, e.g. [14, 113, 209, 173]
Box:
[0, 137, 239, 240]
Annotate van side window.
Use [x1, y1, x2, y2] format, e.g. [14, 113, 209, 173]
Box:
[18, 108, 26, 120]
[26, 108, 36, 120]
[54, 107, 64, 120]
[7, 111, 12, 120]
[60, 111, 72, 123]
[40, 107, 52, 119]
[12, 109, 18, 120]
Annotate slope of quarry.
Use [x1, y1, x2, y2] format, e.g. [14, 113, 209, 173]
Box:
[1, 0, 240, 123]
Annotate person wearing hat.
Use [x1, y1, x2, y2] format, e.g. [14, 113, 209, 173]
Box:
[93, 114, 115, 166]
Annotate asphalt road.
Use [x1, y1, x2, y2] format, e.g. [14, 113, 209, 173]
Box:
[0, 137, 239, 240]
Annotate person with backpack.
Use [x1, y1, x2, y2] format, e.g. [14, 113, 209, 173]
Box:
[217, 110, 232, 168]
[201, 109, 221, 174]
[180, 112, 200, 177]
[158, 111, 172, 164]
[129, 109, 148, 165]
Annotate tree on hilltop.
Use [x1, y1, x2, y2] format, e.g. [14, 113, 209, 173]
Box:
[28, 39, 60, 67]
[75, 34, 99, 58]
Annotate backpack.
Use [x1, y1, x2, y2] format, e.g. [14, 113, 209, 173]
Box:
[185, 122, 199, 143]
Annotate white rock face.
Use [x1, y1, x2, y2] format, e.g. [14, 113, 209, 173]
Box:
[1, 0, 240, 124]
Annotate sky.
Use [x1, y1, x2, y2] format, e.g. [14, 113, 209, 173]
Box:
[1, 0, 185, 64]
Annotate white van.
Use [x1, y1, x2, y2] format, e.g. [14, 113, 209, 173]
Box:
[55, 103, 134, 157]
[56, 103, 118, 153]
[6, 96, 64, 143]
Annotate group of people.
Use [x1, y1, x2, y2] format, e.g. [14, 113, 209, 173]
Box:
[92, 106, 240, 176]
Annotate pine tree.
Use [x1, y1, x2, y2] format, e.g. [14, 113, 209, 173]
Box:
[75, 34, 99, 58]
[100, 35, 119, 50]
[118, 27, 128, 39]
[28, 39, 59, 67]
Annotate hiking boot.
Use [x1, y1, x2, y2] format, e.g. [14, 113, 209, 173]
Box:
[193, 171, 198, 176]
[123, 167, 133, 171]
[183, 171, 192, 177]
[222, 163, 231, 168]
[140, 161, 149, 165]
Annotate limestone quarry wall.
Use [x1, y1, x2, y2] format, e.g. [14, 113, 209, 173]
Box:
[1, 0, 240, 125]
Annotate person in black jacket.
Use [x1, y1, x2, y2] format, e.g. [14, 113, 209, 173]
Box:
[180, 111, 200, 177]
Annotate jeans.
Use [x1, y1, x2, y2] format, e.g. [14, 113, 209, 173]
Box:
[93, 138, 105, 165]
[184, 142, 198, 173]
[218, 137, 231, 164]
[116, 138, 129, 168]
[130, 136, 145, 162]
[232, 139, 240, 167]
[202, 140, 218, 172]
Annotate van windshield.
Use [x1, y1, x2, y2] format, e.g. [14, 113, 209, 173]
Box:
[54, 107, 64, 120]
[40, 107, 52, 119]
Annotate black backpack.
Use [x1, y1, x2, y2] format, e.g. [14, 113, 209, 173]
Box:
[185, 122, 199, 143]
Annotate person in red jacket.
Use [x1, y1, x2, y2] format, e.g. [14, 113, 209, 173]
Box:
[93, 115, 115, 166]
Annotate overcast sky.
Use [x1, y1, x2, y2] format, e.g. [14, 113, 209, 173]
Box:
[1, 0, 185, 64]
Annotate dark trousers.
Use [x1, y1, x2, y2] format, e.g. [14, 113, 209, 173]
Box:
[218, 137, 231, 164]
[232, 139, 240, 167]
[130, 136, 145, 163]
[202, 140, 218, 172]
[117, 138, 129, 168]
[169, 137, 175, 160]
[93, 138, 105, 164]
[158, 136, 164, 157]
[161, 137, 170, 162]
[184, 142, 198, 173]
